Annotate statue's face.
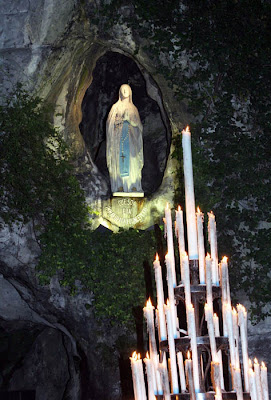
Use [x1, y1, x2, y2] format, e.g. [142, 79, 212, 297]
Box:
[120, 84, 130, 99]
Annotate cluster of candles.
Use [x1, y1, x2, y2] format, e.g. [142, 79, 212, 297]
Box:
[130, 127, 269, 399]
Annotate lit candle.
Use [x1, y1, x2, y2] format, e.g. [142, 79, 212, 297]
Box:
[185, 351, 196, 400]
[143, 299, 163, 394]
[220, 256, 231, 305]
[205, 254, 213, 313]
[137, 353, 147, 400]
[182, 252, 192, 308]
[182, 126, 198, 260]
[143, 299, 157, 358]
[153, 254, 167, 341]
[175, 206, 185, 274]
[158, 353, 170, 400]
[249, 368, 257, 400]
[254, 358, 263, 400]
[164, 300, 179, 394]
[165, 203, 177, 287]
[144, 352, 157, 400]
[205, 303, 217, 361]
[233, 367, 244, 400]
[211, 356, 221, 398]
[237, 304, 249, 392]
[165, 253, 179, 338]
[177, 351, 186, 392]
[196, 207, 205, 284]
[130, 352, 147, 400]
[224, 303, 236, 367]
[130, 351, 141, 400]
[261, 362, 269, 400]
[208, 212, 219, 285]
[187, 303, 200, 392]
[220, 256, 231, 336]
[232, 307, 240, 369]
[213, 313, 225, 390]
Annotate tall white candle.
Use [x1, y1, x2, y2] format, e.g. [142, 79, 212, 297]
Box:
[205, 253, 213, 313]
[232, 307, 240, 369]
[137, 354, 147, 400]
[237, 304, 249, 392]
[182, 126, 198, 260]
[213, 313, 225, 390]
[177, 351, 186, 392]
[164, 300, 179, 394]
[205, 303, 217, 361]
[143, 299, 157, 357]
[225, 303, 236, 368]
[208, 212, 219, 285]
[182, 252, 192, 308]
[187, 303, 200, 392]
[196, 207, 206, 284]
[165, 253, 179, 338]
[158, 353, 170, 400]
[144, 352, 157, 399]
[233, 367, 244, 400]
[249, 368, 257, 400]
[130, 352, 141, 400]
[211, 357, 221, 398]
[175, 206, 186, 268]
[165, 203, 177, 287]
[221, 256, 230, 336]
[185, 351, 196, 400]
[130, 352, 147, 400]
[254, 358, 263, 400]
[153, 254, 167, 341]
[261, 362, 269, 400]
[143, 299, 163, 394]
[220, 256, 231, 305]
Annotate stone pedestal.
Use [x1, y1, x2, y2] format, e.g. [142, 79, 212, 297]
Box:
[102, 197, 147, 229]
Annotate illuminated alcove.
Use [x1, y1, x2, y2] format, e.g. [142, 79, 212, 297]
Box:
[79, 51, 172, 197]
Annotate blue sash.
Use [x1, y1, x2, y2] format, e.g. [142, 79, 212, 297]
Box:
[119, 121, 130, 177]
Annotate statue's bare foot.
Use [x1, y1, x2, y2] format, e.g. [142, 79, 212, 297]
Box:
[118, 186, 124, 192]
[132, 187, 137, 192]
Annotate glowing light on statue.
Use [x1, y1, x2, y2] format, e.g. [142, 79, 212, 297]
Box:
[106, 84, 144, 197]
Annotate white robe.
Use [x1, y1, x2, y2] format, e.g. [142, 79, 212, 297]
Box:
[106, 89, 144, 193]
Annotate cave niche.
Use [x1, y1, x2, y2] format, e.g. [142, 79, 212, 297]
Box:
[79, 51, 171, 196]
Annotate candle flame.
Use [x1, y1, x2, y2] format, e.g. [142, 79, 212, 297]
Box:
[261, 361, 266, 368]
[213, 313, 218, 319]
[222, 256, 228, 263]
[155, 253, 159, 262]
[146, 298, 153, 308]
[206, 253, 211, 259]
[232, 307, 237, 316]
[187, 350, 191, 360]
[197, 206, 201, 213]
[182, 125, 190, 134]
[166, 299, 170, 307]
[146, 352, 150, 359]
[254, 358, 259, 365]
[137, 353, 141, 360]
[131, 351, 137, 360]
[178, 205, 182, 212]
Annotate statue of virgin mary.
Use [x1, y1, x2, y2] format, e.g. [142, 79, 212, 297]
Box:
[106, 84, 144, 195]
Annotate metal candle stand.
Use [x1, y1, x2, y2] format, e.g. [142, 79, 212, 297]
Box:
[156, 260, 251, 400]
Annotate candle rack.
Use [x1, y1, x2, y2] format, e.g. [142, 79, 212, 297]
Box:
[130, 126, 268, 400]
